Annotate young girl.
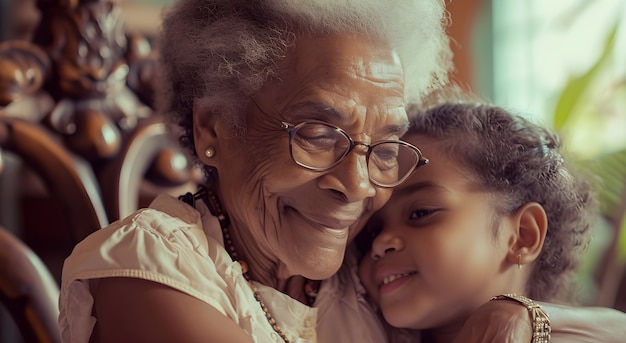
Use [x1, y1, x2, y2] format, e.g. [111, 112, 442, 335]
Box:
[358, 102, 598, 342]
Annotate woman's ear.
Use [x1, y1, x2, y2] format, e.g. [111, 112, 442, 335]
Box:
[506, 202, 548, 268]
[192, 100, 221, 166]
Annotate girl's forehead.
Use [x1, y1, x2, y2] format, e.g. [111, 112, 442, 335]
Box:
[390, 138, 481, 196]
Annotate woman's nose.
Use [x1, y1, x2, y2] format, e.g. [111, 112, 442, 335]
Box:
[318, 150, 376, 202]
[370, 231, 404, 260]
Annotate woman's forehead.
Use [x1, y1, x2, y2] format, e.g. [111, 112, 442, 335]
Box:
[275, 34, 403, 94]
[250, 33, 407, 135]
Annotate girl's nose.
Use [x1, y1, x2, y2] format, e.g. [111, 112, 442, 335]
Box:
[370, 231, 404, 260]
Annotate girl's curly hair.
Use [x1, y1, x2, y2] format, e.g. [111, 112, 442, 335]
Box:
[407, 102, 598, 302]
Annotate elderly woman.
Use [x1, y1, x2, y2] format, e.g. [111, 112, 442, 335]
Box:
[58, 0, 626, 342]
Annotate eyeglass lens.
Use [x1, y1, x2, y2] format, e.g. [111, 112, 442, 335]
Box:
[288, 122, 420, 186]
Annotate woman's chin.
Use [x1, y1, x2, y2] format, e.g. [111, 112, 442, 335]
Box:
[297, 249, 345, 280]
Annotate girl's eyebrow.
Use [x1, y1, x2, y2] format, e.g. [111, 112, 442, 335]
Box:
[394, 181, 446, 198]
[288, 101, 410, 136]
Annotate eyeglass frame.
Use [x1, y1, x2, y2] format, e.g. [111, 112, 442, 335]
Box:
[249, 97, 429, 188]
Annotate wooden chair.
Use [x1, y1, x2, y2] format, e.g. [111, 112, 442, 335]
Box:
[98, 116, 196, 221]
[0, 225, 61, 343]
[0, 0, 197, 242]
[0, 0, 198, 327]
[0, 1, 198, 341]
[0, 116, 108, 242]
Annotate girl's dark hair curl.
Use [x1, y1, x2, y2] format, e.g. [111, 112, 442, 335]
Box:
[408, 102, 597, 302]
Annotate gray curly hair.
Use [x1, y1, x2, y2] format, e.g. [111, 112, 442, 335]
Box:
[156, 0, 452, 155]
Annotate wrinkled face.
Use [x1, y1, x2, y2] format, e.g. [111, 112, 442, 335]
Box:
[195, 33, 408, 280]
[358, 136, 514, 330]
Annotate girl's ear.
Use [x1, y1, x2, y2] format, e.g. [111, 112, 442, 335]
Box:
[506, 202, 548, 268]
[192, 100, 222, 167]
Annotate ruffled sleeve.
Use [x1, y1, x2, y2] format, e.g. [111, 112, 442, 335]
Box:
[58, 194, 317, 343]
[59, 195, 250, 342]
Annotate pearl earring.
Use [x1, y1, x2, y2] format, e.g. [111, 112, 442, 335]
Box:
[517, 254, 522, 269]
[205, 147, 215, 158]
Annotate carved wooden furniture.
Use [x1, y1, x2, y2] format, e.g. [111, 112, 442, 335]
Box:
[0, 1, 197, 341]
[0, 115, 107, 241]
[0, 0, 198, 279]
[0, 226, 61, 343]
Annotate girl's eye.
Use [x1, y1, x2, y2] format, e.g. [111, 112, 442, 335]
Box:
[409, 208, 437, 219]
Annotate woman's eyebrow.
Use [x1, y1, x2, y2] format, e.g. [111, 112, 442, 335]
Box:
[287, 101, 410, 136]
[288, 101, 348, 121]
[385, 122, 409, 136]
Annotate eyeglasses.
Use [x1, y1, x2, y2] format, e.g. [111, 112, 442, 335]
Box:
[280, 120, 428, 187]
[249, 97, 428, 187]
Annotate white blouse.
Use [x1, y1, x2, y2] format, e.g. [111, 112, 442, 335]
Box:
[59, 194, 393, 343]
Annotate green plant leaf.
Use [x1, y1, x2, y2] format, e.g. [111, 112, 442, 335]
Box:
[553, 22, 619, 130]
[619, 215, 626, 264]
[582, 148, 626, 216]
[580, 148, 626, 265]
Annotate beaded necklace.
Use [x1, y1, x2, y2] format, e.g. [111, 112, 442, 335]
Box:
[220, 224, 292, 343]
[180, 186, 319, 343]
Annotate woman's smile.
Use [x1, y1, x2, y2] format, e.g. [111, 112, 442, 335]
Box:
[285, 205, 356, 236]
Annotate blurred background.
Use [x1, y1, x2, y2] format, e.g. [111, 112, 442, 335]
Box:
[447, 0, 626, 310]
[0, 0, 624, 342]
